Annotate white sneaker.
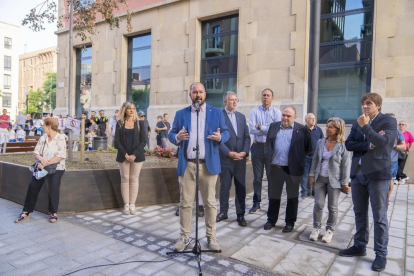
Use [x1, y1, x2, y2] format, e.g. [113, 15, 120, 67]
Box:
[309, 228, 321, 241]
[322, 229, 333, 243]
[123, 204, 130, 215]
[399, 179, 407, 185]
[393, 179, 399, 185]
[130, 204, 136, 215]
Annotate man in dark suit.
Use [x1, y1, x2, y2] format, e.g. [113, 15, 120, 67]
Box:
[216, 91, 251, 226]
[339, 93, 397, 272]
[264, 106, 311, 232]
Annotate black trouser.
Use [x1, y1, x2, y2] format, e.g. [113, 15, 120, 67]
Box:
[23, 170, 65, 213]
[219, 161, 247, 215]
[396, 157, 408, 180]
[267, 165, 299, 226]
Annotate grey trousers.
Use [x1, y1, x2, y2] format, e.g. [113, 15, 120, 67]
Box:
[313, 176, 341, 230]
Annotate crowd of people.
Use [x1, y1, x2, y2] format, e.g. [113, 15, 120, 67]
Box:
[9, 82, 413, 273]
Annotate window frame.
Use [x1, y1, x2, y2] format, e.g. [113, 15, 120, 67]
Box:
[317, 0, 374, 124]
[75, 45, 93, 116]
[4, 56, 11, 71]
[126, 33, 152, 114]
[2, 92, 11, 108]
[3, 74, 11, 89]
[4, 37, 12, 49]
[200, 14, 239, 108]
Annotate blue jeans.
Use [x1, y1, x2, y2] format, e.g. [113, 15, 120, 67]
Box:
[351, 166, 390, 256]
[300, 155, 313, 197]
[251, 143, 268, 204]
[390, 161, 398, 179]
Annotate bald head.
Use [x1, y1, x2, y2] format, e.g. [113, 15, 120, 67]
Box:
[305, 113, 316, 128]
[281, 106, 297, 128]
[189, 82, 206, 107]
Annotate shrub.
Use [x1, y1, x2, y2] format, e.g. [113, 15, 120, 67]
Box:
[152, 146, 176, 158]
[98, 147, 103, 151]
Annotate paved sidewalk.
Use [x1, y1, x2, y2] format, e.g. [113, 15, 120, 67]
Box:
[0, 181, 413, 275]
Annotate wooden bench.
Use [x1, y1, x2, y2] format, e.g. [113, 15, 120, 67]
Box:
[25, 135, 41, 141]
[2, 141, 38, 154]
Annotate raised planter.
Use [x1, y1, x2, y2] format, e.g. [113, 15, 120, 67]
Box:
[0, 161, 254, 213]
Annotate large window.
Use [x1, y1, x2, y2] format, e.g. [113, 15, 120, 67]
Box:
[4, 56, 11, 71]
[201, 14, 239, 108]
[3, 74, 11, 89]
[127, 34, 151, 114]
[75, 46, 92, 116]
[318, 0, 373, 124]
[2, 92, 11, 108]
[4, 37, 11, 49]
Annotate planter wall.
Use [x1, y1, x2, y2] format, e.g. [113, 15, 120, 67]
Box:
[0, 161, 253, 213]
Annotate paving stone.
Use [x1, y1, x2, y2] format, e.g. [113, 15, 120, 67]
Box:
[230, 235, 295, 269]
[9, 249, 57, 267]
[299, 226, 353, 250]
[353, 258, 378, 276]
[389, 236, 406, 249]
[391, 220, 407, 230]
[73, 247, 116, 265]
[389, 227, 406, 239]
[7, 261, 49, 276]
[382, 259, 404, 275]
[326, 256, 358, 276]
[0, 263, 16, 275]
[133, 259, 174, 275]
[272, 244, 336, 276]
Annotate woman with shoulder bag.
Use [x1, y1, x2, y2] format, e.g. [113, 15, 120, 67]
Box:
[15, 117, 67, 223]
[114, 102, 146, 215]
[308, 117, 351, 243]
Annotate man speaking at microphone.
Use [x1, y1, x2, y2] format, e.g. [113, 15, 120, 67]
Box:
[169, 82, 229, 252]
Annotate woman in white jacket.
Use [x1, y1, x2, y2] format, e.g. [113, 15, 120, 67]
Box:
[308, 117, 351, 243]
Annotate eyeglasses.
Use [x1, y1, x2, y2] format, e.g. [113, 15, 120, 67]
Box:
[399, 124, 406, 126]
[227, 99, 239, 102]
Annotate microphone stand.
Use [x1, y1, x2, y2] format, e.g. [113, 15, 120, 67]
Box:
[167, 103, 221, 276]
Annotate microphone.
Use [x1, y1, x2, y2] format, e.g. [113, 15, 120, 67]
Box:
[194, 102, 200, 111]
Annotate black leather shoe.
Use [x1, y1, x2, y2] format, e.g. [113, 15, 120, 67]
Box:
[339, 246, 367, 257]
[175, 208, 179, 216]
[237, 215, 247, 227]
[216, 212, 228, 222]
[264, 221, 275, 230]
[197, 205, 204, 217]
[282, 224, 294, 233]
[371, 255, 387, 272]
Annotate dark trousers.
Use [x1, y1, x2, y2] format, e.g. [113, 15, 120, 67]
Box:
[251, 143, 268, 204]
[396, 157, 408, 180]
[300, 155, 313, 197]
[23, 170, 65, 213]
[99, 128, 106, 137]
[219, 161, 247, 215]
[351, 166, 389, 256]
[267, 165, 299, 225]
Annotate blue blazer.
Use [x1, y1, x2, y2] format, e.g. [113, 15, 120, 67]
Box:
[219, 110, 251, 165]
[345, 112, 397, 180]
[168, 104, 230, 176]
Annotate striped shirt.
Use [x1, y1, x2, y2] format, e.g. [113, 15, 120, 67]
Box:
[249, 105, 282, 143]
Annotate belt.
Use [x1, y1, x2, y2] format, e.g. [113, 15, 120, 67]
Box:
[188, 159, 206, 164]
[271, 164, 289, 169]
[254, 141, 266, 145]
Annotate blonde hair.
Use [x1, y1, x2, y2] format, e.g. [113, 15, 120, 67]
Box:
[118, 101, 139, 125]
[44, 117, 59, 132]
[326, 117, 346, 143]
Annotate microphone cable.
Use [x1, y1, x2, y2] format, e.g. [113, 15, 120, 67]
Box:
[63, 239, 194, 276]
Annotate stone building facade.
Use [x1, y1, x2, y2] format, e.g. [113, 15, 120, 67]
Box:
[55, 0, 414, 176]
[18, 46, 57, 111]
[0, 21, 19, 120]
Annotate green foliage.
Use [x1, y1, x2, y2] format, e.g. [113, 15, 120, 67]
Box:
[42, 72, 56, 110]
[131, 87, 150, 112]
[97, 147, 103, 151]
[27, 89, 44, 114]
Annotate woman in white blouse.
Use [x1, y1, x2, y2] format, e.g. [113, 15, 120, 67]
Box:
[15, 118, 67, 223]
[308, 117, 351, 243]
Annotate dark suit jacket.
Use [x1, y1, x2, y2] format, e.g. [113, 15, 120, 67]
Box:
[345, 112, 397, 180]
[219, 110, 251, 165]
[266, 122, 312, 183]
[114, 120, 147, 163]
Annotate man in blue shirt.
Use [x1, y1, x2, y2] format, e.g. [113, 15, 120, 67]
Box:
[155, 113, 171, 149]
[300, 113, 323, 198]
[248, 88, 281, 214]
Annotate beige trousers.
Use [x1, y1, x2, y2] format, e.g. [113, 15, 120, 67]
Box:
[118, 161, 143, 205]
[179, 162, 218, 238]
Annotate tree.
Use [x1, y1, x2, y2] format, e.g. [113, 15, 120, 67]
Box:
[42, 72, 56, 111]
[22, 0, 132, 42]
[27, 89, 44, 114]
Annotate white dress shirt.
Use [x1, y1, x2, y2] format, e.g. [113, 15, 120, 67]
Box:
[187, 103, 206, 159]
